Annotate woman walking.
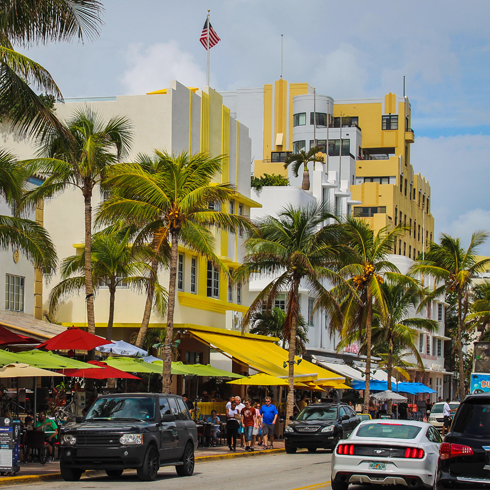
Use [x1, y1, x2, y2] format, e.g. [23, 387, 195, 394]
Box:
[226, 401, 240, 451]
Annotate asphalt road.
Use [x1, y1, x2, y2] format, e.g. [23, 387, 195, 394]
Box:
[9, 451, 411, 490]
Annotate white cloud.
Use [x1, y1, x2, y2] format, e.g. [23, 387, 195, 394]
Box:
[121, 41, 206, 95]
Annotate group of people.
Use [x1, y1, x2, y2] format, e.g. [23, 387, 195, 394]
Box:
[226, 395, 278, 452]
[21, 412, 58, 463]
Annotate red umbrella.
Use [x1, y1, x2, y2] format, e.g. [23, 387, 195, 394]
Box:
[37, 327, 111, 351]
[59, 361, 141, 380]
[0, 325, 38, 345]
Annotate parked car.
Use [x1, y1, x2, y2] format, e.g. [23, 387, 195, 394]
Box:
[59, 393, 197, 482]
[331, 419, 442, 490]
[284, 402, 359, 453]
[436, 393, 490, 488]
[357, 413, 372, 421]
[428, 401, 460, 432]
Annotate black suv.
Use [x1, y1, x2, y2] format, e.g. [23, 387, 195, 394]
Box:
[437, 393, 490, 488]
[284, 402, 360, 453]
[59, 393, 197, 481]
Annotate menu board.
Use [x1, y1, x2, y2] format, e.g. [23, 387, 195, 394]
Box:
[0, 418, 20, 472]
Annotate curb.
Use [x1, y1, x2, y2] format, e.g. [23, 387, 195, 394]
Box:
[0, 448, 285, 486]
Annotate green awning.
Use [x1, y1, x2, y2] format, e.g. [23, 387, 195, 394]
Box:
[15, 350, 101, 370]
[140, 360, 194, 376]
[148, 361, 243, 378]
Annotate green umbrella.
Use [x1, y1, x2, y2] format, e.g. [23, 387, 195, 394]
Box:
[105, 357, 160, 374]
[0, 350, 25, 366]
[186, 364, 244, 378]
[15, 350, 101, 370]
[138, 360, 191, 376]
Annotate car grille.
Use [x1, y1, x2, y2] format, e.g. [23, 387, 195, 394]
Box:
[354, 445, 408, 458]
[436, 418, 444, 422]
[75, 433, 122, 446]
[295, 426, 321, 433]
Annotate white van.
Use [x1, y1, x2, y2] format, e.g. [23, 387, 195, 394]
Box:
[427, 401, 460, 431]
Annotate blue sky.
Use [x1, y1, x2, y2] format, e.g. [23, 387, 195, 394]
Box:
[19, 0, 490, 253]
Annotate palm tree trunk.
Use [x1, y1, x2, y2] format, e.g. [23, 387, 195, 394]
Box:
[162, 229, 179, 394]
[301, 170, 310, 191]
[135, 251, 159, 348]
[106, 283, 116, 341]
[84, 188, 96, 359]
[387, 338, 393, 415]
[286, 279, 300, 426]
[457, 291, 466, 400]
[363, 289, 373, 414]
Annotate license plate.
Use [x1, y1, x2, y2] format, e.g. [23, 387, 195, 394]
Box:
[369, 462, 386, 470]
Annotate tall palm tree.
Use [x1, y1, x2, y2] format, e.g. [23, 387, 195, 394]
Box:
[0, 149, 56, 270]
[411, 232, 490, 400]
[466, 281, 490, 341]
[97, 150, 251, 393]
[333, 217, 410, 412]
[1, 0, 102, 138]
[236, 203, 346, 424]
[48, 230, 167, 341]
[284, 146, 324, 191]
[23, 108, 133, 344]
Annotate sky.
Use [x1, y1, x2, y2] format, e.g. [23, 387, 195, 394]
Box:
[19, 0, 490, 253]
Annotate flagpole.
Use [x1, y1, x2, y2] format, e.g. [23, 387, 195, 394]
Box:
[206, 10, 210, 87]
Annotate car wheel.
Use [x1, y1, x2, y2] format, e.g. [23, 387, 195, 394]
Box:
[331, 478, 349, 490]
[307, 447, 317, 453]
[60, 465, 82, 482]
[137, 445, 159, 481]
[106, 470, 124, 478]
[176, 442, 195, 477]
[285, 444, 297, 454]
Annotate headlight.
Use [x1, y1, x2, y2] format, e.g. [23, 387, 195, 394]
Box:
[321, 425, 335, 433]
[285, 426, 294, 433]
[61, 434, 77, 446]
[119, 434, 143, 445]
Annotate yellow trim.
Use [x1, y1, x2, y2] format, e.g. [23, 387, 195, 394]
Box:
[175, 324, 279, 342]
[201, 91, 210, 152]
[147, 87, 199, 95]
[221, 105, 230, 182]
[234, 192, 262, 208]
[218, 257, 242, 268]
[189, 88, 193, 154]
[178, 292, 248, 314]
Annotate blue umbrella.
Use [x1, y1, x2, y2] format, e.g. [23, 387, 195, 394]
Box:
[351, 380, 388, 391]
[96, 340, 148, 357]
[397, 382, 437, 394]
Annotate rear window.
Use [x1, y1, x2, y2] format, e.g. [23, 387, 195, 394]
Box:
[452, 400, 490, 436]
[296, 406, 337, 421]
[356, 423, 422, 439]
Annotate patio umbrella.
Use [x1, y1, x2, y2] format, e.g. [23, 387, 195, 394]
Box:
[0, 363, 64, 378]
[351, 380, 388, 391]
[372, 390, 408, 402]
[60, 360, 141, 380]
[37, 327, 110, 351]
[186, 364, 244, 378]
[105, 357, 160, 374]
[15, 350, 102, 370]
[0, 326, 38, 346]
[142, 355, 161, 363]
[96, 340, 147, 357]
[228, 373, 292, 386]
[0, 350, 26, 366]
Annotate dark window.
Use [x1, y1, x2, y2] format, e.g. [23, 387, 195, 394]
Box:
[293, 140, 306, 153]
[409, 219, 412, 236]
[271, 151, 291, 163]
[382, 114, 398, 130]
[452, 400, 490, 436]
[353, 206, 387, 217]
[185, 351, 202, 364]
[309, 140, 327, 152]
[356, 423, 421, 439]
[364, 177, 390, 184]
[207, 262, 219, 298]
[175, 398, 192, 420]
[394, 207, 398, 225]
[159, 397, 171, 416]
[310, 112, 327, 126]
[333, 116, 359, 128]
[293, 113, 306, 126]
[5, 275, 24, 312]
[403, 242, 406, 256]
[404, 179, 408, 196]
[426, 426, 442, 443]
[178, 254, 184, 291]
[296, 406, 338, 421]
[409, 246, 412, 258]
[167, 397, 179, 416]
[190, 257, 197, 294]
[328, 139, 350, 156]
[399, 175, 403, 192]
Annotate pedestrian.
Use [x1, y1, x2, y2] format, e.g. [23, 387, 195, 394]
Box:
[252, 402, 262, 448]
[226, 395, 236, 410]
[442, 398, 451, 436]
[298, 394, 308, 411]
[241, 399, 256, 451]
[260, 396, 278, 449]
[235, 396, 245, 447]
[226, 401, 240, 451]
[369, 399, 377, 419]
[182, 394, 195, 415]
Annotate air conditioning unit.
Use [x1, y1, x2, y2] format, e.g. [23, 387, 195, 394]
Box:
[225, 310, 246, 332]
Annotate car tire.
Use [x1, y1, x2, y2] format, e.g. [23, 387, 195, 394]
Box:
[331, 478, 349, 490]
[137, 445, 159, 481]
[307, 447, 317, 453]
[176, 442, 195, 477]
[285, 444, 297, 454]
[60, 465, 82, 482]
[106, 470, 124, 478]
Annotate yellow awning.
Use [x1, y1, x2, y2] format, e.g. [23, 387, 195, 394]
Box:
[189, 330, 344, 383]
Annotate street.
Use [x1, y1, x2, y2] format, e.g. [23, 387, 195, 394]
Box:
[8, 451, 412, 490]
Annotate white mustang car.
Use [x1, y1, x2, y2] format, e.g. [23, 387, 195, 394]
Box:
[331, 419, 442, 490]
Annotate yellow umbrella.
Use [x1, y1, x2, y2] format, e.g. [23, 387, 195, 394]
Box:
[227, 373, 290, 386]
[0, 363, 63, 378]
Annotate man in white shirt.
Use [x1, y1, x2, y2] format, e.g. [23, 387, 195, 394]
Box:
[234, 396, 246, 448]
[442, 398, 451, 435]
[226, 396, 236, 410]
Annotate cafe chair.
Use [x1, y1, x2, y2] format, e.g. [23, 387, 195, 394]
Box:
[25, 431, 47, 464]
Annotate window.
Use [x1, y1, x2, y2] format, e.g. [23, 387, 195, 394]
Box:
[399, 211, 402, 226]
[353, 206, 386, 217]
[238, 204, 244, 237]
[293, 113, 306, 126]
[382, 114, 398, 130]
[100, 189, 111, 201]
[328, 139, 350, 156]
[393, 239, 397, 254]
[175, 397, 192, 420]
[185, 351, 202, 364]
[418, 190, 421, 206]
[418, 224, 421, 241]
[403, 242, 406, 256]
[332, 116, 359, 128]
[190, 257, 197, 294]
[228, 268, 233, 302]
[309, 140, 327, 153]
[427, 198, 430, 213]
[394, 207, 398, 225]
[404, 179, 407, 196]
[413, 188, 416, 200]
[364, 177, 390, 184]
[310, 112, 327, 126]
[237, 282, 242, 305]
[433, 337, 437, 358]
[414, 220, 417, 237]
[5, 275, 24, 312]
[419, 334, 424, 352]
[409, 218, 412, 236]
[398, 241, 402, 255]
[229, 201, 235, 215]
[293, 140, 306, 153]
[426, 335, 431, 355]
[206, 262, 219, 298]
[208, 201, 221, 211]
[308, 297, 315, 326]
[437, 339, 442, 357]
[98, 275, 128, 289]
[404, 214, 407, 226]
[178, 254, 184, 291]
[274, 294, 286, 311]
[335, 197, 342, 217]
[409, 245, 411, 258]
[159, 397, 171, 416]
[438, 303, 444, 322]
[271, 151, 291, 163]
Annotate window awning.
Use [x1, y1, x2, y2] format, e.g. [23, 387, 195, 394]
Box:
[189, 329, 345, 387]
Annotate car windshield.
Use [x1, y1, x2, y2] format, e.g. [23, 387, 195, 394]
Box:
[431, 403, 459, 414]
[452, 400, 490, 436]
[358, 414, 371, 421]
[356, 423, 422, 439]
[86, 397, 156, 421]
[296, 406, 337, 421]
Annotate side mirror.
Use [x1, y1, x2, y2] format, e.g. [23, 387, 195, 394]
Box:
[161, 414, 176, 422]
[289, 416, 295, 421]
[341, 414, 349, 421]
[75, 416, 84, 423]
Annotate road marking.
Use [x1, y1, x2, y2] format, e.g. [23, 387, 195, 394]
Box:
[289, 481, 331, 490]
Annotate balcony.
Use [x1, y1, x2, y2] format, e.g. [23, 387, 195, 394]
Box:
[405, 128, 415, 143]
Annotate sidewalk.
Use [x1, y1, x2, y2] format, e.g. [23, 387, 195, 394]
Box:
[0, 441, 285, 485]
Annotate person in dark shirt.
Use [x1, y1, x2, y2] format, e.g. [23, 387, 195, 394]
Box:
[182, 394, 195, 413]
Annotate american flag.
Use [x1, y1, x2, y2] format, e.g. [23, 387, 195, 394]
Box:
[200, 19, 221, 50]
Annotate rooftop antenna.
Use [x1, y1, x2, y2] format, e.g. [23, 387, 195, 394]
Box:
[280, 34, 283, 78]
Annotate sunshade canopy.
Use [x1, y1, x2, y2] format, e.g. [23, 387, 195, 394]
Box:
[0, 326, 37, 346]
[0, 363, 63, 378]
[37, 327, 110, 351]
[397, 382, 437, 394]
[15, 350, 101, 370]
[0, 350, 26, 366]
[105, 357, 162, 374]
[61, 360, 141, 380]
[228, 373, 291, 386]
[372, 390, 408, 402]
[350, 380, 389, 391]
[96, 340, 147, 357]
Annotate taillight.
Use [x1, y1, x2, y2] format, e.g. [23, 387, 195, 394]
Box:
[440, 443, 474, 460]
[337, 444, 355, 455]
[404, 447, 425, 459]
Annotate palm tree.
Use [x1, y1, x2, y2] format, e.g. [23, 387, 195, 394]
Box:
[23, 108, 133, 343]
[411, 232, 490, 400]
[48, 230, 167, 341]
[284, 146, 324, 191]
[1, 0, 102, 138]
[467, 282, 490, 341]
[97, 150, 251, 393]
[236, 203, 346, 424]
[333, 217, 410, 413]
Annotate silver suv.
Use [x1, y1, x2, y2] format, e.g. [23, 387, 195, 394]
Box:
[428, 401, 460, 432]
